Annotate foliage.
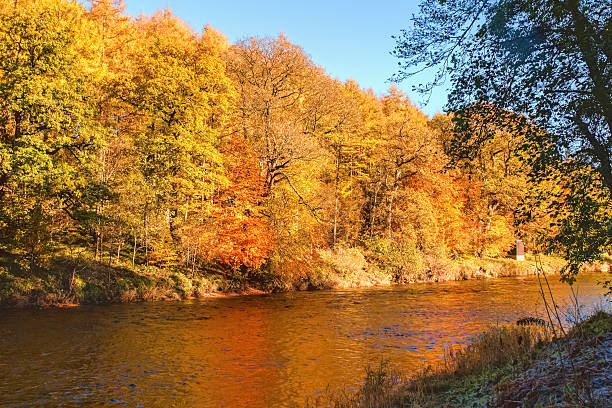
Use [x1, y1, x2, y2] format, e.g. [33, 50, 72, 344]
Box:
[0, 0, 582, 304]
[0, 0, 105, 263]
[393, 0, 612, 283]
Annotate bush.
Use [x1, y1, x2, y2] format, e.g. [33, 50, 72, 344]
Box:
[313, 245, 393, 288]
[363, 237, 403, 278]
[482, 215, 515, 257]
[169, 272, 193, 296]
[365, 237, 427, 282]
[309, 255, 338, 289]
[317, 246, 366, 287]
[70, 276, 86, 299]
[396, 239, 425, 282]
[0, 266, 16, 299]
[307, 361, 404, 408]
[444, 325, 549, 375]
[82, 282, 104, 303]
[192, 275, 222, 295]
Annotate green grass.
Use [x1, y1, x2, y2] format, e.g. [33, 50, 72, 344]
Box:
[0, 249, 236, 307]
[0, 243, 568, 308]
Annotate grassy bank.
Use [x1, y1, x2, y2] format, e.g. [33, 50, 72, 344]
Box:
[316, 311, 612, 408]
[0, 246, 569, 308]
[0, 249, 256, 308]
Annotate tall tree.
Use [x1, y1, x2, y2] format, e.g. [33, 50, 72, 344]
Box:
[110, 11, 234, 265]
[225, 35, 333, 265]
[185, 134, 273, 271]
[226, 35, 316, 197]
[393, 0, 612, 280]
[0, 0, 104, 264]
[393, 0, 611, 192]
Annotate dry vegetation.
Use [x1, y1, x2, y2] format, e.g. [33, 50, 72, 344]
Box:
[309, 311, 612, 408]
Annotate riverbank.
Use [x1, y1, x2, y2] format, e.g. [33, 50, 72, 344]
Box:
[319, 311, 612, 408]
[0, 250, 591, 308]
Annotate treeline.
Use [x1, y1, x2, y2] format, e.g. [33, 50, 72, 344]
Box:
[0, 0, 564, 301]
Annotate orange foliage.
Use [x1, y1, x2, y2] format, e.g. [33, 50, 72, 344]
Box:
[186, 135, 274, 270]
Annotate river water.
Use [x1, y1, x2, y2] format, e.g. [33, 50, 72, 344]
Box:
[0, 273, 609, 407]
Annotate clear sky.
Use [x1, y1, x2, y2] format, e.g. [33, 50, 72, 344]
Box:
[122, 0, 448, 117]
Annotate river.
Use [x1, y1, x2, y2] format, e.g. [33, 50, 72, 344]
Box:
[0, 273, 609, 407]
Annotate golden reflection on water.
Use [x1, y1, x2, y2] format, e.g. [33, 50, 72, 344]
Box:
[0, 273, 608, 407]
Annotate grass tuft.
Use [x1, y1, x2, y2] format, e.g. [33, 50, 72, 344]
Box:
[317, 313, 612, 407]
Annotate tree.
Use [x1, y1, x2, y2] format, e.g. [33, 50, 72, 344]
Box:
[225, 35, 339, 260]
[379, 87, 438, 240]
[86, 0, 136, 264]
[0, 0, 105, 264]
[109, 11, 234, 266]
[437, 106, 533, 256]
[321, 80, 380, 247]
[393, 0, 611, 281]
[225, 35, 315, 197]
[393, 0, 610, 189]
[184, 134, 273, 271]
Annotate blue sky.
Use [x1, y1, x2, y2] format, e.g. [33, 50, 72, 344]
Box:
[123, 0, 448, 117]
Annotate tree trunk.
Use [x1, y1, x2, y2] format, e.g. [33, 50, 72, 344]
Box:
[333, 146, 342, 247]
[144, 203, 149, 267]
[132, 228, 137, 268]
[387, 169, 400, 239]
[370, 184, 380, 237]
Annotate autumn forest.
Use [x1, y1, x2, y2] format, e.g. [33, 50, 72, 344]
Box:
[0, 0, 609, 306]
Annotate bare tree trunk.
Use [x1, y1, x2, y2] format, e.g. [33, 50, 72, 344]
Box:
[387, 169, 400, 239]
[132, 228, 137, 268]
[370, 184, 380, 237]
[333, 195, 339, 247]
[333, 146, 342, 248]
[95, 229, 100, 261]
[387, 194, 394, 239]
[100, 228, 104, 263]
[144, 203, 149, 268]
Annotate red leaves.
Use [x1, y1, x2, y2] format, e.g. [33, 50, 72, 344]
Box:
[187, 135, 273, 270]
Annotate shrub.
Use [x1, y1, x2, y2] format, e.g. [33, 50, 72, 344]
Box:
[444, 324, 549, 375]
[363, 237, 403, 278]
[169, 272, 193, 296]
[70, 276, 86, 300]
[316, 246, 367, 286]
[396, 239, 425, 282]
[482, 215, 515, 257]
[309, 256, 338, 289]
[307, 361, 404, 408]
[192, 275, 222, 295]
[82, 282, 104, 303]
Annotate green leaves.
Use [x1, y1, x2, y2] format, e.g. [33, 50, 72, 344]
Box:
[0, 0, 103, 257]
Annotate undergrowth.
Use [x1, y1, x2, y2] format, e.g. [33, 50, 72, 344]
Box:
[310, 311, 612, 408]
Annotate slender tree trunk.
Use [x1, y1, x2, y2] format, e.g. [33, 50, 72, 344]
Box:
[144, 203, 149, 267]
[333, 146, 342, 248]
[333, 195, 339, 247]
[387, 194, 394, 239]
[95, 229, 100, 261]
[100, 229, 104, 263]
[132, 228, 137, 268]
[168, 208, 182, 256]
[116, 242, 122, 264]
[370, 184, 380, 237]
[387, 169, 400, 239]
